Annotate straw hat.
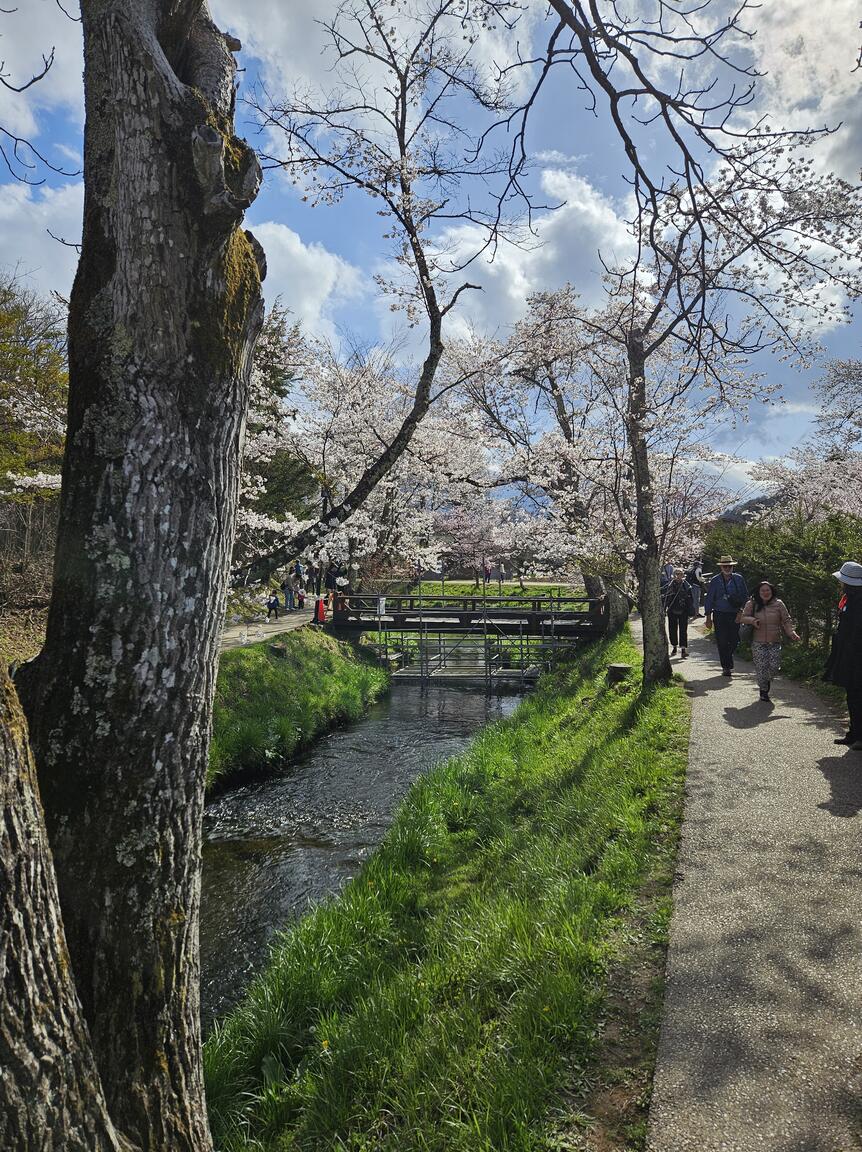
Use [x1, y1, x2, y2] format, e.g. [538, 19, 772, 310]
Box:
[833, 560, 862, 587]
[716, 555, 737, 565]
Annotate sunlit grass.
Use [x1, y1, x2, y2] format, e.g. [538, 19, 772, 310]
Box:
[209, 630, 389, 789]
[204, 630, 689, 1150]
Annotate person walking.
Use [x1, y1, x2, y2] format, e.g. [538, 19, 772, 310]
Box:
[659, 561, 675, 595]
[663, 567, 694, 657]
[824, 561, 862, 750]
[739, 580, 800, 701]
[266, 591, 280, 621]
[324, 561, 338, 607]
[280, 571, 294, 613]
[704, 555, 749, 677]
[686, 557, 705, 617]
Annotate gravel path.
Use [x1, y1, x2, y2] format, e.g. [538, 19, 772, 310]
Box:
[647, 621, 862, 1152]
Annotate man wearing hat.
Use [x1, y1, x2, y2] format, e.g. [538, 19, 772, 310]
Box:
[704, 555, 749, 677]
[824, 561, 862, 750]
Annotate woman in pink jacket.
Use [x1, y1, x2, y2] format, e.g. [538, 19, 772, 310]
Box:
[739, 579, 800, 702]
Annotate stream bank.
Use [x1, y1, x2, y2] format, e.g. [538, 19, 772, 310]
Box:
[201, 684, 522, 1027]
[208, 628, 388, 791]
[204, 630, 690, 1152]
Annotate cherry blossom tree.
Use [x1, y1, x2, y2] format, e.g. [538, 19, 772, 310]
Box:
[264, 335, 502, 580]
[232, 0, 527, 585]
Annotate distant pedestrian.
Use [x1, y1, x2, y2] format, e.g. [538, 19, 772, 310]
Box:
[266, 591, 280, 621]
[740, 580, 800, 702]
[663, 568, 694, 657]
[483, 560, 492, 585]
[280, 572, 294, 612]
[293, 558, 305, 589]
[686, 557, 705, 617]
[325, 561, 338, 606]
[704, 555, 749, 677]
[659, 561, 675, 594]
[824, 561, 862, 750]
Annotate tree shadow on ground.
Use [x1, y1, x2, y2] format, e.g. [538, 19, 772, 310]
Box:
[653, 830, 862, 1149]
[815, 753, 862, 818]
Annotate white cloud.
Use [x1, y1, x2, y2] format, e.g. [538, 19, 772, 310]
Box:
[745, 1, 860, 180]
[0, 0, 83, 142]
[212, 0, 540, 104]
[251, 221, 365, 339]
[424, 167, 634, 337]
[0, 180, 83, 296]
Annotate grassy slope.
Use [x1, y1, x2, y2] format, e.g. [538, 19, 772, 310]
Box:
[209, 630, 389, 789]
[204, 630, 689, 1151]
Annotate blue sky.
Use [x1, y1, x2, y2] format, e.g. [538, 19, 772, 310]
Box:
[1, 0, 859, 489]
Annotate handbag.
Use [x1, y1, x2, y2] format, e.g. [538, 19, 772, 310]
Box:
[737, 597, 754, 643]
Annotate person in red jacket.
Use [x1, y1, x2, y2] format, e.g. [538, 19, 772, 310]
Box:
[824, 561, 862, 750]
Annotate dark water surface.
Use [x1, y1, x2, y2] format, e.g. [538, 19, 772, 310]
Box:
[200, 685, 523, 1030]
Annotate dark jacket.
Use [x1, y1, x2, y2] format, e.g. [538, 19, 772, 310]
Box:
[824, 591, 862, 691]
[663, 579, 694, 617]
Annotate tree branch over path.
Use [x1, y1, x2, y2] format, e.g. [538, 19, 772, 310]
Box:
[233, 0, 526, 585]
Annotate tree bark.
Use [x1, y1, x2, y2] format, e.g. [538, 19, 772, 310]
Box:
[15, 3, 264, 1149]
[626, 330, 672, 687]
[0, 668, 128, 1152]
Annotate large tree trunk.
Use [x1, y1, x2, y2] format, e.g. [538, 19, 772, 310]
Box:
[626, 330, 672, 687]
[15, 4, 264, 1149]
[0, 668, 127, 1152]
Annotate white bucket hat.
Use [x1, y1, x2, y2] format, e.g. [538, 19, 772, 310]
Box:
[833, 561, 862, 587]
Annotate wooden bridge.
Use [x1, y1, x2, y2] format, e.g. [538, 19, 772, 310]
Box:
[328, 592, 608, 686]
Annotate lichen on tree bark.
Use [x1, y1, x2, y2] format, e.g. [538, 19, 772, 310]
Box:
[12, 2, 265, 1149]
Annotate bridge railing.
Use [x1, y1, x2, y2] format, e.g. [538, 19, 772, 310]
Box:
[331, 592, 606, 619]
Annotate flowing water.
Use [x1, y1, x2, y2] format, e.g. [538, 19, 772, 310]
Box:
[200, 685, 524, 1030]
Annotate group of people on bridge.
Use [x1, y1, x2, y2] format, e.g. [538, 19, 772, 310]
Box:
[661, 554, 862, 746]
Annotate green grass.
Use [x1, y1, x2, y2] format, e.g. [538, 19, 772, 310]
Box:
[209, 630, 389, 789]
[203, 629, 689, 1150]
[416, 581, 579, 607]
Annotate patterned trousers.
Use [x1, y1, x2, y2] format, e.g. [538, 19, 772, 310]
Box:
[752, 642, 783, 691]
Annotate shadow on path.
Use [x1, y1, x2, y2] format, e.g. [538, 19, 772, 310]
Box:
[816, 753, 862, 818]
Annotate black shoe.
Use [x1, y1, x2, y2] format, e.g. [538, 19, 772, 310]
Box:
[834, 735, 855, 746]
[722, 668, 732, 677]
[671, 646, 677, 656]
[759, 690, 770, 702]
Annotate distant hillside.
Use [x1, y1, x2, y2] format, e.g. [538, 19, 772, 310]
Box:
[719, 491, 783, 524]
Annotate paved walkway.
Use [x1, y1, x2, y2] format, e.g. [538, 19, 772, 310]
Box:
[647, 622, 862, 1152]
[221, 608, 313, 650]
